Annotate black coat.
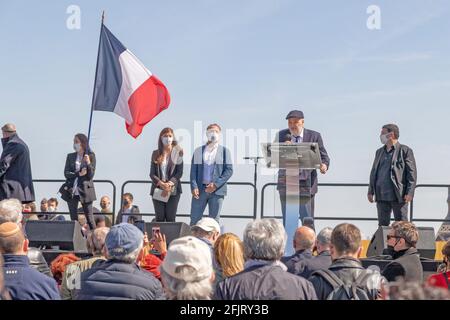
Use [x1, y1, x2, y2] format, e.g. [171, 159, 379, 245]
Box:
[369, 143, 417, 203]
[214, 264, 317, 300]
[61, 152, 97, 204]
[150, 148, 183, 196]
[309, 257, 384, 300]
[382, 247, 423, 282]
[281, 249, 313, 275]
[283, 250, 332, 279]
[276, 128, 330, 195]
[75, 259, 164, 300]
[0, 134, 35, 203]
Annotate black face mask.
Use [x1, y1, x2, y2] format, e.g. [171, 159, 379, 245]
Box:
[123, 199, 130, 206]
[383, 245, 395, 257]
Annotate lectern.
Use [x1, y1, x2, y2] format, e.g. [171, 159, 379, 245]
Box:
[262, 142, 322, 255]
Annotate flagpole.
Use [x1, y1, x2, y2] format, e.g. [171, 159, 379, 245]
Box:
[87, 11, 105, 144]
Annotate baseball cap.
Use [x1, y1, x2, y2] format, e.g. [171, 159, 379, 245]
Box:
[161, 236, 213, 281]
[192, 217, 220, 233]
[105, 223, 143, 257]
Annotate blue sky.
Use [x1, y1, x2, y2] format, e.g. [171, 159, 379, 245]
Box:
[1, 1, 450, 237]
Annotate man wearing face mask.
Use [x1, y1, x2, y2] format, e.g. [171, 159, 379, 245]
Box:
[0, 123, 35, 204]
[275, 110, 330, 229]
[190, 123, 233, 225]
[368, 124, 417, 226]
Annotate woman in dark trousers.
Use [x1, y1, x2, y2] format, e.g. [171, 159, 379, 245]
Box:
[150, 127, 183, 222]
[60, 133, 96, 230]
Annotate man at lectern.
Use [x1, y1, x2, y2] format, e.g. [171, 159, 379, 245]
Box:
[275, 110, 330, 228]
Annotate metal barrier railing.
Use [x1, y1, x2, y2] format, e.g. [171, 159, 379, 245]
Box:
[31, 179, 117, 221]
[260, 182, 380, 221]
[120, 180, 257, 221]
[261, 182, 450, 224]
[411, 184, 450, 223]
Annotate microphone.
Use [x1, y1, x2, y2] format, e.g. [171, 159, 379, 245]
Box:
[284, 134, 292, 142]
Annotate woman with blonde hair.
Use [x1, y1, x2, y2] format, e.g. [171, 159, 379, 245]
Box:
[214, 233, 245, 284]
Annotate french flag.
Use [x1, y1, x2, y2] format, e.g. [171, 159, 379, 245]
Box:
[91, 24, 170, 138]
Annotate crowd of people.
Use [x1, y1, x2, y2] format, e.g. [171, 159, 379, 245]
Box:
[0, 197, 449, 300]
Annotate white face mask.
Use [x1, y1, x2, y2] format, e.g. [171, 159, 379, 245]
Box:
[161, 136, 173, 146]
[47, 207, 56, 213]
[73, 143, 81, 152]
[380, 133, 390, 145]
[206, 131, 219, 143]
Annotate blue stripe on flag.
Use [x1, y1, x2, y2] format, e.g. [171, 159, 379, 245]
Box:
[92, 24, 127, 112]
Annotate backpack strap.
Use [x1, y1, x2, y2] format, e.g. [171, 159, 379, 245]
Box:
[313, 269, 345, 291]
[353, 269, 371, 287]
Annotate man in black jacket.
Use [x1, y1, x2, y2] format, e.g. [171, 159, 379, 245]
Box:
[281, 226, 315, 275]
[382, 221, 423, 282]
[309, 223, 385, 300]
[0, 124, 35, 203]
[115, 193, 141, 225]
[368, 124, 417, 226]
[215, 219, 317, 300]
[297, 227, 333, 279]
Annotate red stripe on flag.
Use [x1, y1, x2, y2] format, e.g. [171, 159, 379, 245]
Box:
[126, 75, 171, 138]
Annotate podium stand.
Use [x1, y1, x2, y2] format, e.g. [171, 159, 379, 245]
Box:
[262, 142, 322, 255]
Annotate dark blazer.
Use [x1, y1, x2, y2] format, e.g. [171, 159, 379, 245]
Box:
[214, 264, 317, 300]
[369, 143, 417, 203]
[282, 249, 332, 279]
[62, 152, 96, 204]
[190, 144, 233, 196]
[382, 247, 423, 282]
[0, 134, 35, 202]
[276, 128, 330, 194]
[150, 148, 183, 196]
[115, 205, 141, 225]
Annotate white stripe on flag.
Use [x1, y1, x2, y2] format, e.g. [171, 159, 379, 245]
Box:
[114, 49, 153, 124]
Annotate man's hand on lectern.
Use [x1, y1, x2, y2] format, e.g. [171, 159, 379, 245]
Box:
[319, 163, 328, 174]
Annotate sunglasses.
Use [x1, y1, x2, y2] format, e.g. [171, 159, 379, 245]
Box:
[386, 235, 402, 241]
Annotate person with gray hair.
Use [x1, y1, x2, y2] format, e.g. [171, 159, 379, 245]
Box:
[75, 223, 164, 300]
[160, 236, 215, 300]
[0, 123, 35, 203]
[0, 198, 23, 224]
[60, 227, 110, 299]
[297, 227, 333, 279]
[215, 219, 317, 300]
[0, 198, 52, 277]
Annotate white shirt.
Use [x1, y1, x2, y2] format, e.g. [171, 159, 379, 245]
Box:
[202, 143, 218, 184]
[160, 156, 168, 182]
[290, 128, 304, 143]
[73, 153, 83, 196]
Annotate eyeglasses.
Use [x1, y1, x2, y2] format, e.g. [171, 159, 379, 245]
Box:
[386, 235, 402, 241]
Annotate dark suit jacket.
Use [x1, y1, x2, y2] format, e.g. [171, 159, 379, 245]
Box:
[115, 205, 141, 225]
[0, 134, 35, 203]
[149, 148, 183, 196]
[369, 143, 417, 203]
[62, 152, 97, 204]
[276, 128, 330, 194]
[190, 144, 233, 196]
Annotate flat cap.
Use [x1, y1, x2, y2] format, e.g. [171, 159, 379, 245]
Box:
[286, 110, 304, 119]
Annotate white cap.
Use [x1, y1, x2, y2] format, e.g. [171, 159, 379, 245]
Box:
[193, 217, 220, 233]
[161, 236, 212, 281]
